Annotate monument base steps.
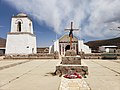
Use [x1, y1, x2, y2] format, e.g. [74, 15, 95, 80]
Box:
[55, 61, 88, 77]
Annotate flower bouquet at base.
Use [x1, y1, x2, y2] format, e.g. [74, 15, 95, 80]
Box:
[63, 69, 82, 79]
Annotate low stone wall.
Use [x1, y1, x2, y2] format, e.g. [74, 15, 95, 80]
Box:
[117, 53, 120, 59]
[62, 56, 81, 65]
[83, 53, 120, 59]
[4, 53, 57, 59]
[83, 53, 102, 59]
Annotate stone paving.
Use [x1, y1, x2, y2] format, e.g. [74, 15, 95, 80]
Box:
[0, 57, 120, 90]
[0, 60, 29, 70]
[0, 56, 4, 60]
[0, 59, 60, 90]
[84, 59, 120, 90]
[59, 76, 90, 90]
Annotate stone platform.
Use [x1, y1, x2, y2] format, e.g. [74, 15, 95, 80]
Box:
[56, 61, 88, 77]
[59, 76, 90, 90]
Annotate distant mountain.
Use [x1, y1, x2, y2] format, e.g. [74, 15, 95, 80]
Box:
[85, 37, 120, 51]
[0, 37, 6, 48]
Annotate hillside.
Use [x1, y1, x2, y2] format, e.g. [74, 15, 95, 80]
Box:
[0, 37, 6, 48]
[85, 37, 120, 51]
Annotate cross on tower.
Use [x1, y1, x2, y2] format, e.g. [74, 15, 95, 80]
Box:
[65, 22, 79, 50]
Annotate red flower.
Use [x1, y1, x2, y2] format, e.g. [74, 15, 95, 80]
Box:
[63, 72, 82, 79]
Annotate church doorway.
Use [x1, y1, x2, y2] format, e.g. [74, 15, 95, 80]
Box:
[65, 45, 70, 51]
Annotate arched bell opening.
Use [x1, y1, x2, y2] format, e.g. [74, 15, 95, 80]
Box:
[17, 21, 21, 32]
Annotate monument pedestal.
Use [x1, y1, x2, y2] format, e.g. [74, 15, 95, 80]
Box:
[61, 56, 81, 65]
[56, 58, 88, 77]
[55, 50, 88, 77]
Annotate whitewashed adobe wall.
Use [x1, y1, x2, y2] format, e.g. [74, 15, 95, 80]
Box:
[49, 45, 52, 54]
[78, 40, 91, 53]
[6, 34, 36, 54]
[11, 17, 33, 34]
[51, 35, 91, 54]
[54, 40, 59, 52]
[5, 13, 36, 55]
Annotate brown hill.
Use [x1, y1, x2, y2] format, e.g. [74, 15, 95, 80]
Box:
[85, 37, 120, 52]
[0, 37, 6, 48]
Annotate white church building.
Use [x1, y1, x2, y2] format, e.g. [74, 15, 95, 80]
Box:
[5, 13, 36, 55]
[49, 34, 91, 55]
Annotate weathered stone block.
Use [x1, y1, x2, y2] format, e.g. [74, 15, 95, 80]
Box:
[62, 56, 81, 65]
[56, 64, 88, 77]
[65, 50, 77, 56]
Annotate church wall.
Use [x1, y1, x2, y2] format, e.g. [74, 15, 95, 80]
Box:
[59, 35, 77, 42]
[49, 45, 52, 54]
[54, 40, 59, 52]
[6, 13, 36, 55]
[28, 34, 36, 54]
[78, 40, 91, 54]
[58, 35, 78, 55]
[49, 45, 54, 54]
[52, 35, 91, 55]
[78, 40, 83, 51]
[5, 34, 36, 55]
[82, 45, 91, 53]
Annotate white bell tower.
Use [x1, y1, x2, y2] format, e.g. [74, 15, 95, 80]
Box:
[5, 13, 36, 55]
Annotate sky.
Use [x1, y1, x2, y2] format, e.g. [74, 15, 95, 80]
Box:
[0, 0, 120, 47]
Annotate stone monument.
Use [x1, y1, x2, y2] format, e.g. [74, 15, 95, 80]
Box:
[55, 22, 88, 77]
[55, 50, 88, 77]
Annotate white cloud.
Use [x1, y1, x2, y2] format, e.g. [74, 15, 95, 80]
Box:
[4, 0, 120, 40]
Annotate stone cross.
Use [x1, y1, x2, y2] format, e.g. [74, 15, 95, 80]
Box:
[65, 22, 79, 50]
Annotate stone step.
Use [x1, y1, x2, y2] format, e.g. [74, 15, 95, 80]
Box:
[56, 61, 88, 77]
[62, 56, 81, 65]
